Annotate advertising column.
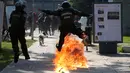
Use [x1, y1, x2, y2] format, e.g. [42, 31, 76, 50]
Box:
[93, 3, 122, 54]
[0, 1, 4, 49]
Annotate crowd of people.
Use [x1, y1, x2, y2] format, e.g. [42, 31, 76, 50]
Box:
[37, 13, 60, 36]
[25, 11, 60, 37]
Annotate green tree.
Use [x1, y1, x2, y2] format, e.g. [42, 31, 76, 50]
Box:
[68, 0, 94, 14]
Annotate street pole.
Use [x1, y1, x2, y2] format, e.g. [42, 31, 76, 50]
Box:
[31, 0, 34, 40]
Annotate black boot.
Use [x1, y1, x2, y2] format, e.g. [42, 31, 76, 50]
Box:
[25, 54, 30, 60]
[86, 46, 88, 52]
[25, 56, 30, 60]
[56, 44, 61, 52]
[14, 53, 19, 63]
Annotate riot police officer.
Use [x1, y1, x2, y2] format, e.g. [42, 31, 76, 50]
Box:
[9, 2, 30, 63]
[39, 1, 91, 52]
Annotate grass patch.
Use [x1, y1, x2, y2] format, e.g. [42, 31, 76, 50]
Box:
[123, 36, 130, 43]
[117, 45, 123, 53]
[92, 36, 130, 53]
[117, 36, 130, 53]
[0, 39, 36, 71]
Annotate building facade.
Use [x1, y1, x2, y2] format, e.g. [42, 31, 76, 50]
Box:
[5, 0, 66, 13]
[26, 0, 66, 13]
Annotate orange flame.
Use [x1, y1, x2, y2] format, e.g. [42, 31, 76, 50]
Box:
[53, 34, 88, 73]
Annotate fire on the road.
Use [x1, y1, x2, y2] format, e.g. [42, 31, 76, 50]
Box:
[53, 34, 88, 73]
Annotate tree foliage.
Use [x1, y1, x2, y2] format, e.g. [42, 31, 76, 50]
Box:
[68, 0, 94, 14]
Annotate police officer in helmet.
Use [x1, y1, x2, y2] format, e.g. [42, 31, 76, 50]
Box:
[39, 1, 90, 52]
[9, 1, 30, 63]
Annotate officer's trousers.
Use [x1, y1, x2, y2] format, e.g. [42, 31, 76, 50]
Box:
[10, 31, 29, 57]
[57, 24, 83, 51]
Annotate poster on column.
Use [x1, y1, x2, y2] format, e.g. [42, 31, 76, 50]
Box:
[0, 1, 4, 43]
[93, 3, 122, 43]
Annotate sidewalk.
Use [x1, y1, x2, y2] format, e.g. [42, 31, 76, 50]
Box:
[0, 35, 58, 73]
[0, 32, 130, 73]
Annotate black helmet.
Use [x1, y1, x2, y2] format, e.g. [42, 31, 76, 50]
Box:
[15, 2, 22, 7]
[61, 1, 71, 8]
[15, 1, 26, 9]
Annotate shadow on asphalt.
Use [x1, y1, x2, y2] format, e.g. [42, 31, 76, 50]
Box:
[105, 61, 130, 73]
[46, 36, 58, 39]
[88, 44, 98, 47]
[70, 65, 130, 73]
[101, 53, 130, 57]
[2, 51, 130, 73]
[6, 52, 55, 73]
[28, 51, 55, 59]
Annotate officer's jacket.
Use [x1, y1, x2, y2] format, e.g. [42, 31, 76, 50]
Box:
[9, 10, 27, 30]
[40, 8, 90, 27]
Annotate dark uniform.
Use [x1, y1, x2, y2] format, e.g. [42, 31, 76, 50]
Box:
[39, 1, 90, 51]
[9, 2, 30, 63]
